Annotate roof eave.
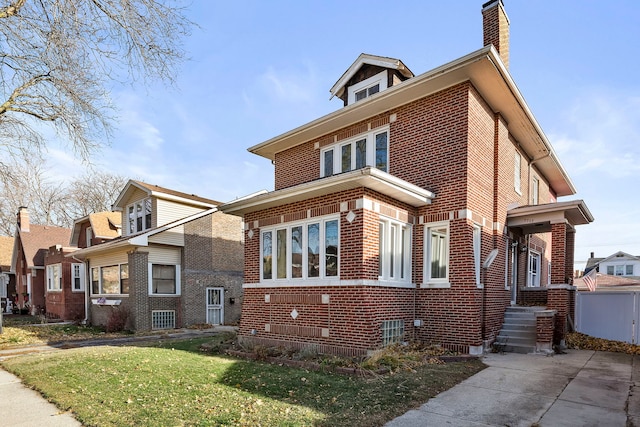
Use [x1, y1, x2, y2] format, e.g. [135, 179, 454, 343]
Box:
[249, 46, 576, 197]
[219, 167, 434, 216]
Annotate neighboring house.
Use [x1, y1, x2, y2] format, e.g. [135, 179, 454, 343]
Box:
[584, 251, 640, 278]
[0, 235, 16, 313]
[575, 272, 640, 292]
[220, 0, 593, 356]
[70, 180, 244, 331]
[42, 212, 123, 321]
[10, 207, 72, 314]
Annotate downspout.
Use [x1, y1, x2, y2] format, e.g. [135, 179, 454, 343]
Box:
[83, 260, 90, 325]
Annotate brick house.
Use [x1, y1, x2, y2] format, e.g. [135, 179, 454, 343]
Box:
[10, 207, 72, 314]
[70, 180, 244, 331]
[40, 212, 123, 321]
[220, 0, 593, 355]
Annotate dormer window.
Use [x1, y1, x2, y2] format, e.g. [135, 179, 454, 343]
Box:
[347, 70, 387, 105]
[127, 198, 152, 234]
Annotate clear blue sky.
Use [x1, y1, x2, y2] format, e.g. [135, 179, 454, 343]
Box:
[47, 0, 640, 269]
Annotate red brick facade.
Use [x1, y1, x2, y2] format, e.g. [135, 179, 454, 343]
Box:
[44, 246, 85, 321]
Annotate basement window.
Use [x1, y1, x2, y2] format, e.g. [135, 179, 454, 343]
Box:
[152, 310, 176, 330]
[381, 319, 404, 346]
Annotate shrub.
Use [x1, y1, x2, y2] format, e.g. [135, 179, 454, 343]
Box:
[106, 307, 130, 332]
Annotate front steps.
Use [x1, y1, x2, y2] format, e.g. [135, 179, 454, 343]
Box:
[495, 306, 546, 354]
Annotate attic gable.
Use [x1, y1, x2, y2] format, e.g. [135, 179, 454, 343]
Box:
[113, 180, 219, 211]
[330, 53, 413, 106]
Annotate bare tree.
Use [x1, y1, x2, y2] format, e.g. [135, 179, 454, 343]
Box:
[0, 158, 129, 235]
[56, 171, 130, 225]
[0, 0, 192, 166]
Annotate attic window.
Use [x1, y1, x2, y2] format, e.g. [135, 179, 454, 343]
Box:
[347, 70, 387, 105]
[355, 83, 379, 102]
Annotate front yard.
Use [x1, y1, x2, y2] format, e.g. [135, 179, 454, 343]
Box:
[0, 336, 485, 426]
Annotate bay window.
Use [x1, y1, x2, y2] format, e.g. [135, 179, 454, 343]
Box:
[261, 216, 339, 281]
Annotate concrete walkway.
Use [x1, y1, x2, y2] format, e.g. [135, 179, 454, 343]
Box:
[386, 349, 640, 426]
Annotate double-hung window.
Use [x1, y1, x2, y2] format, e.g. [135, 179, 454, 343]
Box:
[320, 128, 389, 177]
[46, 264, 62, 291]
[127, 198, 152, 235]
[91, 264, 129, 295]
[149, 264, 180, 295]
[72, 263, 85, 291]
[424, 222, 449, 286]
[531, 177, 539, 205]
[514, 152, 522, 194]
[378, 219, 412, 282]
[262, 216, 339, 281]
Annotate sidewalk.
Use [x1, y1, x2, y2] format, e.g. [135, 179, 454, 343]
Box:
[386, 349, 640, 426]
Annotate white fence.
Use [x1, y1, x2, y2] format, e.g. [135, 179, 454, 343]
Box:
[575, 291, 639, 344]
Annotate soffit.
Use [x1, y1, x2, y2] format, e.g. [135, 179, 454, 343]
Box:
[506, 199, 594, 234]
[219, 167, 434, 216]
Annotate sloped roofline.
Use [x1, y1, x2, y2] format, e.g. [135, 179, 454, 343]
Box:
[596, 251, 640, 265]
[249, 46, 577, 196]
[329, 53, 414, 100]
[70, 208, 218, 258]
[112, 180, 220, 211]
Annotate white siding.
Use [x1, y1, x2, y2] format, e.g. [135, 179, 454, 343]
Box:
[156, 198, 206, 227]
[147, 246, 181, 264]
[148, 226, 185, 246]
[90, 250, 129, 267]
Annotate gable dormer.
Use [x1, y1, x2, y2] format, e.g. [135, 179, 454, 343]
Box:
[113, 180, 219, 237]
[330, 53, 414, 107]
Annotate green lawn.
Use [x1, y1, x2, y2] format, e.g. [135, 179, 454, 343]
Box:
[1, 337, 485, 426]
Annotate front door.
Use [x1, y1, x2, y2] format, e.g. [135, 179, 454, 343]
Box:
[206, 287, 224, 325]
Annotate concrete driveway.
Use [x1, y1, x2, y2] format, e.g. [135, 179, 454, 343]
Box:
[386, 349, 640, 427]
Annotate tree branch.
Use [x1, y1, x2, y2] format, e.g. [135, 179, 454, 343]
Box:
[0, 0, 26, 19]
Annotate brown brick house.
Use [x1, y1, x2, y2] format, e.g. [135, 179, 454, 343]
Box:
[220, 0, 593, 355]
[10, 207, 72, 315]
[70, 180, 244, 331]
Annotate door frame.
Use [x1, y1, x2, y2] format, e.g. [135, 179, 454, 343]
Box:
[206, 287, 224, 325]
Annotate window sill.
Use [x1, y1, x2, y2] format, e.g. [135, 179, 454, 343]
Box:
[150, 293, 181, 297]
[420, 282, 451, 289]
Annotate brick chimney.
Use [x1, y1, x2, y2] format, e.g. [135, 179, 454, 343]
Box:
[482, 0, 510, 68]
[17, 206, 30, 232]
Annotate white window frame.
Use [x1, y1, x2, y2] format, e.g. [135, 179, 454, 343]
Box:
[126, 198, 152, 235]
[527, 251, 541, 287]
[260, 215, 340, 282]
[531, 176, 539, 205]
[423, 221, 450, 288]
[514, 152, 522, 194]
[148, 263, 181, 296]
[72, 263, 85, 292]
[320, 127, 389, 177]
[547, 261, 552, 285]
[347, 70, 388, 105]
[90, 263, 129, 296]
[378, 218, 412, 283]
[86, 227, 93, 247]
[46, 264, 62, 292]
[473, 224, 482, 288]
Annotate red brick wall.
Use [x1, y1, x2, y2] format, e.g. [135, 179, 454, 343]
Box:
[44, 247, 85, 320]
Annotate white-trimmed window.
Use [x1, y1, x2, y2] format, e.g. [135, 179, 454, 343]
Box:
[149, 264, 181, 295]
[379, 218, 412, 282]
[46, 264, 62, 291]
[320, 128, 389, 177]
[261, 216, 339, 281]
[547, 261, 552, 285]
[347, 70, 387, 105]
[72, 263, 85, 291]
[86, 227, 93, 247]
[424, 222, 449, 286]
[607, 264, 635, 276]
[91, 264, 129, 295]
[514, 152, 522, 194]
[531, 177, 539, 205]
[127, 198, 152, 235]
[473, 224, 481, 287]
[528, 251, 541, 287]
